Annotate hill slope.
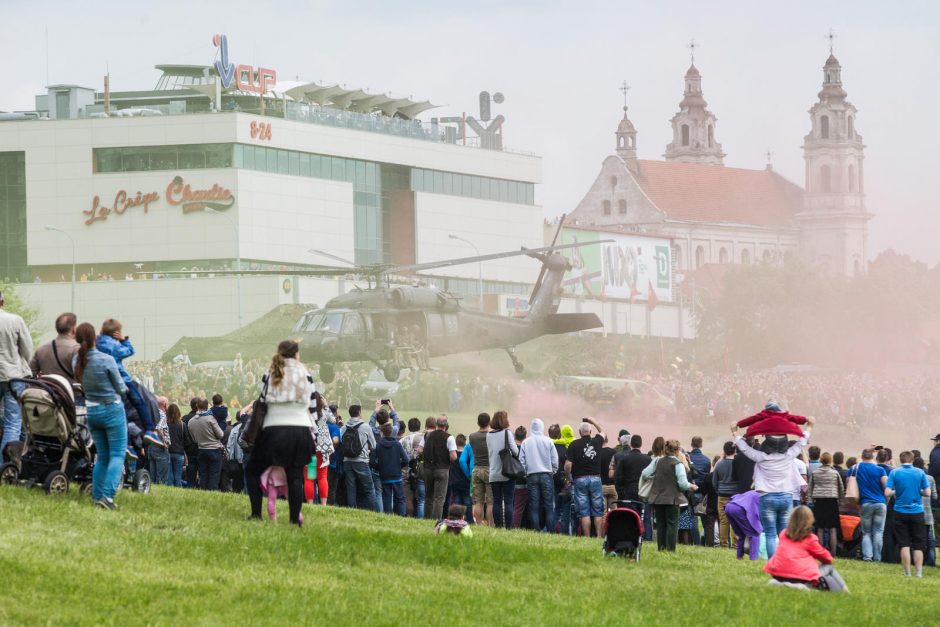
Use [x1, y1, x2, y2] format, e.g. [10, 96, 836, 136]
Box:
[0, 487, 935, 625]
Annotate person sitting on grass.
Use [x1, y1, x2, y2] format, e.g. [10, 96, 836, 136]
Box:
[435, 504, 473, 537]
[765, 505, 848, 592]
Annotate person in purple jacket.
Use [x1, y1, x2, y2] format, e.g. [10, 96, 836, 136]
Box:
[724, 490, 763, 560]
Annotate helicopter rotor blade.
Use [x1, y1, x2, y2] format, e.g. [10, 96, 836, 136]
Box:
[139, 267, 358, 278]
[529, 213, 566, 303]
[386, 238, 612, 276]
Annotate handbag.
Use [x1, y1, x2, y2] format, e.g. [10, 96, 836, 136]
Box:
[845, 471, 859, 505]
[638, 473, 653, 501]
[240, 375, 269, 450]
[693, 496, 707, 516]
[499, 429, 526, 482]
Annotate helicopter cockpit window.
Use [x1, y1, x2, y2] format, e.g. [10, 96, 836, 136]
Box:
[302, 314, 325, 332]
[320, 313, 344, 335]
[342, 314, 364, 336]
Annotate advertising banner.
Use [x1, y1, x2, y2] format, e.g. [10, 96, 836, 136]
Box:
[560, 228, 672, 302]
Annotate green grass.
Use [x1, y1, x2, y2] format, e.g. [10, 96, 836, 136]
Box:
[0, 486, 936, 626]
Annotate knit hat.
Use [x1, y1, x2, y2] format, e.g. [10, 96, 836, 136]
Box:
[618, 428, 630, 438]
[619, 434, 630, 447]
[764, 399, 782, 412]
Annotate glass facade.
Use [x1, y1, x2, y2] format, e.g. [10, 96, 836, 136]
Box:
[410, 168, 534, 205]
[0, 152, 27, 282]
[93, 144, 233, 172]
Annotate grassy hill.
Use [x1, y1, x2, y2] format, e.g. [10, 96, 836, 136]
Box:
[0, 486, 936, 625]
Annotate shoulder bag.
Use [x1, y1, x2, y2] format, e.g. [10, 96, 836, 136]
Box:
[240, 375, 269, 450]
[499, 429, 526, 482]
[638, 459, 655, 500]
[844, 467, 859, 505]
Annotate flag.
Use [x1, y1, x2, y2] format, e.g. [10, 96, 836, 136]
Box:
[629, 282, 640, 305]
[647, 280, 659, 311]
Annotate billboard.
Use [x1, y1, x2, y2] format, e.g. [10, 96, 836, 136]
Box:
[560, 228, 672, 302]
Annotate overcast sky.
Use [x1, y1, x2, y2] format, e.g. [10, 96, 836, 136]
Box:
[3, 0, 938, 263]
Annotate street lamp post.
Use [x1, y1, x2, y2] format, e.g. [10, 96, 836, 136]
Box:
[448, 234, 482, 310]
[44, 226, 75, 312]
[205, 208, 243, 328]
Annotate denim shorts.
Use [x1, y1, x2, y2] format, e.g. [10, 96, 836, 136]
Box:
[573, 476, 604, 517]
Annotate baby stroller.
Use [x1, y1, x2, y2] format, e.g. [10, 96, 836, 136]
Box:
[603, 500, 644, 561]
[0, 375, 93, 494]
[837, 514, 862, 559]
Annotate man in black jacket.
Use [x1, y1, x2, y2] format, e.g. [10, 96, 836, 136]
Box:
[610, 434, 652, 539]
[181, 397, 201, 488]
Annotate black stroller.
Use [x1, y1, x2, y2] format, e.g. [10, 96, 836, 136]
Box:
[0, 375, 93, 494]
[603, 500, 645, 561]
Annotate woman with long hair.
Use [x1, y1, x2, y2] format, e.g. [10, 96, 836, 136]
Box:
[165, 404, 185, 487]
[244, 340, 319, 526]
[765, 506, 848, 592]
[486, 410, 519, 529]
[72, 322, 128, 510]
[641, 439, 697, 551]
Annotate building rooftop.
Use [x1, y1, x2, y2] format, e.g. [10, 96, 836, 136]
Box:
[634, 159, 803, 227]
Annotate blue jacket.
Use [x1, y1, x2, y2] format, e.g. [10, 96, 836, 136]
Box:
[75, 349, 127, 404]
[689, 448, 711, 485]
[95, 335, 135, 384]
[458, 444, 474, 478]
[373, 436, 409, 482]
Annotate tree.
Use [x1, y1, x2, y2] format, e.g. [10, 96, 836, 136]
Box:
[0, 283, 43, 345]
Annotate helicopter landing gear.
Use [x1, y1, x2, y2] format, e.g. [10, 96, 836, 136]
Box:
[319, 364, 335, 384]
[505, 347, 524, 374]
[382, 361, 401, 382]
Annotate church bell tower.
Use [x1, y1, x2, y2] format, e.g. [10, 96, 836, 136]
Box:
[797, 48, 871, 276]
[664, 54, 725, 166]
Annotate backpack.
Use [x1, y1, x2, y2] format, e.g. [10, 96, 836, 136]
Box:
[342, 422, 364, 458]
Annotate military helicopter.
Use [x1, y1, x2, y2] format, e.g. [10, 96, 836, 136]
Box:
[172, 218, 610, 383]
[279, 219, 612, 383]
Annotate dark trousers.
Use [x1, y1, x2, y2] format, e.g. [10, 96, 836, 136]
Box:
[148, 445, 170, 485]
[345, 461, 377, 511]
[513, 485, 529, 529]
[491, 480, 515, 529]
[654, 504, 680, 551]
[382, 481, 406, 516]
[247, 462, 305, 524]
[527, 473, 556, 532]
[425, 468, 450, 521]
[327, 466, 340, 505]
[185, 452, 199, 487]
[222, 460, 244, 493]
[451, 487, 473, 523]
[703, 512, 718, 547]
[197, 449, 223, 491]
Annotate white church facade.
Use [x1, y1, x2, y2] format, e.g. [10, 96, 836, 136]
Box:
[569, 52, 871, 277]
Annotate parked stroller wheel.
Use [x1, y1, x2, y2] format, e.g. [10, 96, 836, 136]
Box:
[132, 469, 151, 494]
[81, 481, 94, 496]
[43, 471, 69, 495]
[0, 462, 19, 485]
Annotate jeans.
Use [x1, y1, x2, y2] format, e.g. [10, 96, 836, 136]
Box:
[491, 480, 515, 529]
[345, 461, 377, 511]
[527, 473, 556, 532]
[572, 476, 604, 518]
[926, 525, 936, 567]
[759, 492, 794, 558]
[556, 491, 573, 535]
[414, 479, 426, 518]
[87, 401, 128, 501]
[382, 481, 406, 516]
[0, 381, 25, 453]
[185, 453, 199, 488]
[425, 468, 451, 521]
[197, 449, 223, 491]
[653, 504, 680, 550]
[860, 502, 887, 562]
[451, 487, 473, 522]
[371, 469, 384, 513]
[168, 452, 184, 487]
[148, 445, 170, 485]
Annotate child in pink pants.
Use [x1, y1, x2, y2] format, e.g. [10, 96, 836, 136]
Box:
[261, 466, 304, 525]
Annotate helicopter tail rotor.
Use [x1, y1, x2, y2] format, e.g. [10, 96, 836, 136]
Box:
[529, 214, 565, 304]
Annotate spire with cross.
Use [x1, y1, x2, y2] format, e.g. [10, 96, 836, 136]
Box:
[827, 28, 837, 54]
[619, 80, 630, 111]
[688, 38, 697, 65]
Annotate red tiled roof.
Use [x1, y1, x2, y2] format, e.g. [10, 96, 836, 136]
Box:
[634, 160, 804, 227]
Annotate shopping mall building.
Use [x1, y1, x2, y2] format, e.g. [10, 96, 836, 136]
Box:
[0, 37, 549, 358]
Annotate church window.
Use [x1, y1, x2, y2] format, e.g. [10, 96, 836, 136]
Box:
[610, 175, 618, 188]
[707, 125, 714, 148]
[847, 116, 854, 138]
[820, 165, 831, 193]
[719, 248, 728, 264]
[741, 249, 751, 265]
[618, 136, 624, 149]
[695, 246, 705, 269]
[618, 199, 627, 215]
[848, 164, 856, 192]
[603, 200, 611, 215]
[820, 115, 829, 139]
[681, 124, 690, 146]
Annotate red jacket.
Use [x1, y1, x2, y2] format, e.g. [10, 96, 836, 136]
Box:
[764, 532, 832, 582]
[736, 410, 807, 438]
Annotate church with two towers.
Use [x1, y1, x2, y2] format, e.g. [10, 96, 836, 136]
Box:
[568, 50, 871, 277]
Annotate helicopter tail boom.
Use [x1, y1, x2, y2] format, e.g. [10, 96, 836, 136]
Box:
[542, 312, 603, 335]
